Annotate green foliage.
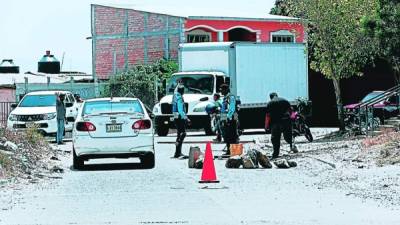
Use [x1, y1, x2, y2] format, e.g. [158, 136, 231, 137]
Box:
[296, 0, 376, 80]
[362, 0, 400, 83]
[270, 0, 299, 16]
[102, 60, 178, 107]
[272, 0, 376, 130]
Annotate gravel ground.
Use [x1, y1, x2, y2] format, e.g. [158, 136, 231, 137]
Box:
[256, 128, 400, 207]
[0, 128, 399, 225]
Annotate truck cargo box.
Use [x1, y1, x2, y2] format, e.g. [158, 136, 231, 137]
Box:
[179, 42, 308, 107]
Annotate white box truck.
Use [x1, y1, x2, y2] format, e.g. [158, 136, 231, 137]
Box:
[152, 42, 308, 136]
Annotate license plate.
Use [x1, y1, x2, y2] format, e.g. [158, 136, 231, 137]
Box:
[106, 124, 122, 132]
[26, 122, 36, 128]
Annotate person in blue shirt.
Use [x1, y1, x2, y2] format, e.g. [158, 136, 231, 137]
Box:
[55, 93, 67, 145]
[172, 84, 191, 158]
[220, 84, 239, 155]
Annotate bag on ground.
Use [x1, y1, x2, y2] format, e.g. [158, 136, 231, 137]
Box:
[188, 146, 203, 168]
[256, 150, 273, 169]
[225, 155, 242, 168]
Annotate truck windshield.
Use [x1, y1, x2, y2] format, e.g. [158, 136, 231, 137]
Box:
[19, 95, 56, 107]
[167, 75, 214, 95]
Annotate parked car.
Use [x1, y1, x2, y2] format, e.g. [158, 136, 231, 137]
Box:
[72, 97, 155, 169]
[7, 90, 80, 135]
[344, 91, 400, 122]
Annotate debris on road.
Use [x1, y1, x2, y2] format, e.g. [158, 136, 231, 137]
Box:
[0, 128, 63, 185]
[274, 159, 291, 168]
[273, 159, 298, 169]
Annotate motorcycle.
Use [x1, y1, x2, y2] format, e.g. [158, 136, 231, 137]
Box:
[344, 109, 381, 134]
[291, 98, 313, 142]
[206, 104, 223, 140]
[206, 103, 242, 141]
[291, 110, 313, 142]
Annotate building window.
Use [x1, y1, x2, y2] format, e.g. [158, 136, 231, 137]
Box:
[187, 34, 210, 43]
[186, 29, 211, 43]
[272, 35, 294, 43]
[270, 30, 295, 43]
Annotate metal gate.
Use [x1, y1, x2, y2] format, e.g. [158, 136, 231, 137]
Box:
[0, 102, 13, 127]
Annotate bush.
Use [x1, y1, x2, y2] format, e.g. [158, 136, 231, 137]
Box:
[0, 152, 11, 171]
[25, 125, 45, 145]
[102, 60, 178, 107]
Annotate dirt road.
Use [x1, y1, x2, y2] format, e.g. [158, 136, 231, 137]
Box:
[0, 129, 399, 225]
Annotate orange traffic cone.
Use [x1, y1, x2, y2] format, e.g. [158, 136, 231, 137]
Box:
[199, 142, 219, 183]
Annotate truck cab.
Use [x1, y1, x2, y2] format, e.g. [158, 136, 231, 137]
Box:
[152, 71, 228, 136]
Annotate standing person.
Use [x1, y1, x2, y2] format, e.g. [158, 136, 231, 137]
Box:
[220, 84, 238, 155]
[56, 93, 67, 145]
[172, 84, 191, 158]
[212, 93, 223, 142]
[265, 92, 298, 159]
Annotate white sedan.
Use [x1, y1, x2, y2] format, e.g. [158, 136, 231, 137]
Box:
[72, 97, 155, 169]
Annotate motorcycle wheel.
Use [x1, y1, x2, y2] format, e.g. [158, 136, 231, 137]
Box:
[304, 127, 313, 142]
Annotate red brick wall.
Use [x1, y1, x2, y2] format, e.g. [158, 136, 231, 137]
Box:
[95, 6, 125, 36]
[92, 5, 183, 80]
[127, 38, 145, 66]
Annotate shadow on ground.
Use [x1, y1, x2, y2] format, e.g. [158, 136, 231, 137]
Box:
[69, 163, 150, 171]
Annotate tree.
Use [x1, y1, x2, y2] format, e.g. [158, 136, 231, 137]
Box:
[270, 0, 293, 16]
[362, 0, 400, 83]
[271, 0, 376, 131]
[102, 60, 178, 107]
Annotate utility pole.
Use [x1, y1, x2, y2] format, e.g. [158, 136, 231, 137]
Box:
[154, 73, 158, 105]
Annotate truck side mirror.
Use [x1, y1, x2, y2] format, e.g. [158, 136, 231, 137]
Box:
[199, 97, 209, 102]
[11, 103, 17, 109]
[225, 77, 230, 86]
[149, 113, 155, 119]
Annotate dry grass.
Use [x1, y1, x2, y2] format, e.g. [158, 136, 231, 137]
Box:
[0, 127, 54, 179]
[361, 131, 400, 166]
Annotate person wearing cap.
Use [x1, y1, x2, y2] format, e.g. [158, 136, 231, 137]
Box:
[220, 84, 238, 155]
[172, 83, 191, 158]
[55, 92, 67, 145]
[265, 92, 298, 159]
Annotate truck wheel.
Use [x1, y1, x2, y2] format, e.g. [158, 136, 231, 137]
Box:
[73, 148, 84, 170]
[141, 153, 155, 169]
[156, 126, 169, 136]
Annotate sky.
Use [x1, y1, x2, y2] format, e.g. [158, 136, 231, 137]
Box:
[0, 0, 276, 74]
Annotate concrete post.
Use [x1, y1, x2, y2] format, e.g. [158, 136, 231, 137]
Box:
[24, 77, 28, 94]
[218, 31, 224, 42]
[70, 77, 74, 92]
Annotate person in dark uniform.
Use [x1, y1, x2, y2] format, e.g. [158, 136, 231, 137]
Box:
[220, 84, 238, 155]
[172, 84, 191, 158]
[265, 92, 298, 159]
